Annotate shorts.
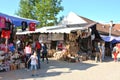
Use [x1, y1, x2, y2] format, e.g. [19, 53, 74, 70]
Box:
[30, 64, 37, 70]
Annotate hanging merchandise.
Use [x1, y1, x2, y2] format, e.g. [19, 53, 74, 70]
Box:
[21, 21, 27, 31]
[91, 34, 95, 40]
[5, 19, 11, 30]
[69, 33, 77, 41]
[9, 23, 14, 31]
[0, 16, 6, 28]
[76, 30, 82, 38]
[1, 30, 11, 39]
[29, 22, 36, 31]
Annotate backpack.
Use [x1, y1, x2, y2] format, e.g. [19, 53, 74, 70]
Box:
[35, 41, 41, 49]
[42, 45, 47, 53]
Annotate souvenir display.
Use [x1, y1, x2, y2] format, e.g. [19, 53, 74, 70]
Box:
[29, 22, 36, 31]
[1, 30, 11, 39]
[0, 16, 6, 28]
[21, 21, 27, 31]
[5, 19, 11, 30]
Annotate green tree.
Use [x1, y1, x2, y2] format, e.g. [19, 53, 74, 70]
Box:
[16, 0, 64, 27]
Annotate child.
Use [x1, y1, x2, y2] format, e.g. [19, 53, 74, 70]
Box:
[27, 52, 38, 76]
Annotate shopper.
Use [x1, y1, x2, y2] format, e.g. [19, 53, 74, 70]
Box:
[24, 42, 32, 70]
[41, 43, 49, 63]
[101, 42, 105, 61]
[95, 42, 102, 62]
[112, 44, 119, 62]
[35, 39, 41, 69]
[27, 52, 38, 76]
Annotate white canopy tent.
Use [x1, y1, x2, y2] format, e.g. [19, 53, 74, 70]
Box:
[16, 12, 94, 35]
[16, 23, 93, 35]
[59, 12, 87, 25]
[16, 26, 60, 35]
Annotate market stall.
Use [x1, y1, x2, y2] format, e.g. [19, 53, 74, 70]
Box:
[0, 12, 39, 72]
[15, 12, 96, 62]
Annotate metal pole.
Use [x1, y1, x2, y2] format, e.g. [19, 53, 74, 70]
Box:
[109, 20, 113, 56]
[109, 20, 113, 36]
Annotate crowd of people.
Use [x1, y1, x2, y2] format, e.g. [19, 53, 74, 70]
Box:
[94, 41, 120, 63]
[23, 39, 49, 76]
[0, 38, 49, 76]
[94, 41, 105, 63]
[1, 37, 120, 76]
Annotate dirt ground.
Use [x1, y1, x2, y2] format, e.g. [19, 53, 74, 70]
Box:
[0, 57, 120, 80]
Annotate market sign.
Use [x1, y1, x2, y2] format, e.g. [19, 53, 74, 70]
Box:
[48, 33, 64, 41]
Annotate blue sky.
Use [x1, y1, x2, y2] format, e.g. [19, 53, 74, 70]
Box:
[0, 0, 120, 23]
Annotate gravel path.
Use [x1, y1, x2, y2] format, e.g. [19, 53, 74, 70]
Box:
[0, 57, 120, 80]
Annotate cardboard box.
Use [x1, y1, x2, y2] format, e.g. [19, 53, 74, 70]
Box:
[19, 63, 25, 69]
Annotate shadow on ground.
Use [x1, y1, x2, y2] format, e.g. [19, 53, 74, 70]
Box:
[0, 58, 99, 80]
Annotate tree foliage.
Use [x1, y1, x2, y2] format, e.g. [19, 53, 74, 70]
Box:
[16, 0, 64, 27]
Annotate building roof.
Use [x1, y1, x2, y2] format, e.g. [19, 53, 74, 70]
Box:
[58, 12, 88, 25]
[79, 16, 96, 24]
[96, 23, 120, 36]
[112, 24, 120, 31]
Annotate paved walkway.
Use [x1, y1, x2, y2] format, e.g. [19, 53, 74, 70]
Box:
[0, 57, 120, 80]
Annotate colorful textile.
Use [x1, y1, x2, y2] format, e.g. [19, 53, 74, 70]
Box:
[29, 22, 36, 31]
[1, 30, 10, 39]
[0, 16, 6, 28]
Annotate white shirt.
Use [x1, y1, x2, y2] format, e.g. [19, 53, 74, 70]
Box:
[30, 55, 38, 65]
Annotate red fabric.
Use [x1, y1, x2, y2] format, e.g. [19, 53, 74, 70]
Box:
[1, 30, 11, 39]
[58, 43, 63, 50]
[0, 16, 6, 28]
[117, 43, 120, 48]
[35, 41, 41, 49]
[113, 52, 118, 61]
[29, 22, 36, 31]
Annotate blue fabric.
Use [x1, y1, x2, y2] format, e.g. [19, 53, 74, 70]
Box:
[9, 46, 15, 52]
[111, 39, 120, 44]
[0, 12, 40, 27]
[101, 35, 120, 43]
[30, 64, 37, 70]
